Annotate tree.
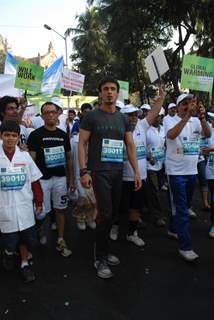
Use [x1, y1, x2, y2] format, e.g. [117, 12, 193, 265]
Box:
[66, 7, 111, 95]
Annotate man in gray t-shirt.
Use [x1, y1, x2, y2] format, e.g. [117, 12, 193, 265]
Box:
[78, 77, 141, 279]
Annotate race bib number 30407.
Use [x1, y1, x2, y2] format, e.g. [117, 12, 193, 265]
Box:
[101, 139, 124, 163]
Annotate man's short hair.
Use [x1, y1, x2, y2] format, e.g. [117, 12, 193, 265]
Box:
[41, 102, 59, 114]
[81, 103, 92, 113]
[0, 96, 19, 120]
[0, 120, 20, 134]
[68, 109, 76, 115]
[98, 77, 120, 93]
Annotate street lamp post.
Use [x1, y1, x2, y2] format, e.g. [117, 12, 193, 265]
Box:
[44, 24, 68, 66]
[44, 24, 70, 107]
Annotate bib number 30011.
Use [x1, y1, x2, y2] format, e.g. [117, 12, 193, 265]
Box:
[101, 139, 124, 163]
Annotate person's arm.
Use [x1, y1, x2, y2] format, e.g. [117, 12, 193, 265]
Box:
[124, 131, 142, 191]
[31, 180, 43, 215]
[78, 128, 92, 188]
[167, 114, 191, 140]
[146, 86, 166, 126]
[66, 151, 75, 191]
[198, 102, 211, 138]
[29, 151, 36, 161]
[202, 147, 214, 156]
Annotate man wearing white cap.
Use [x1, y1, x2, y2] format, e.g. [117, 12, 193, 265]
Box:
[146, 108, 166, 227]
[164, 93, 210, 261]
[204, 112, 214, 238]
[140, 104, 151, 119]
[168, 103, 177, 117]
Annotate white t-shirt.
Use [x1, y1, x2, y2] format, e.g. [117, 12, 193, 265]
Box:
[20, 124, 29, 144]
[31, 115, 44, 129]
[123, 118, 149, 181]
[164, 114, 202, 175]
[0, 145, 42, 233]
[206, 127, 214, 180]
[146, 125, 165, 171]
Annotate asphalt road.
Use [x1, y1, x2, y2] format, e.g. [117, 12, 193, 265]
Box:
[0, 185, 213, 320]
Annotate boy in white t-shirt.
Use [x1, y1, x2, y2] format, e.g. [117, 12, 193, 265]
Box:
[0, 120, 43, 283]
[164, 94, 210, 261]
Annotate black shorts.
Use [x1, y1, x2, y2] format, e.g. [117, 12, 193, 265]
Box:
[1, 225, 37, 253]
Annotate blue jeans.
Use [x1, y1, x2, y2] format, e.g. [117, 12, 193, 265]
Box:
[169, 175, 197, 251]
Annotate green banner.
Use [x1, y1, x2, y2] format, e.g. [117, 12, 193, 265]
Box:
[118, 80, 129, 99]
[181, 55, 214, 93]
[15, 61, 44, 93]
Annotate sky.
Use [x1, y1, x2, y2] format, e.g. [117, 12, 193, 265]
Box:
[0, 0, 193, 65]
[0, 0, 88, 63]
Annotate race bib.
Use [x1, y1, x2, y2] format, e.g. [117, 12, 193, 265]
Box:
[0, 166, 26, 191]
[208, 151, 214, 168]
[182, 137, 200, 156]
[136, 142, 146, 160]
[151, 146, 165, 161]
[44, 146, 65, 168]
[101, 139, 123, 163]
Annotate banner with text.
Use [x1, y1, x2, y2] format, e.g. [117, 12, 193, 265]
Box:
[15, 61, 44, 93]
[61, 69, 85, 93]
[118, 80, 129, 100]
[181, 55, 214, 93]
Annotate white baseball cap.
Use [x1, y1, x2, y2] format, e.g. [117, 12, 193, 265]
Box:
[120, 104, 139, 114]
[116, 100, 125, 109]
[176, 93, 193, 105]
[168, 103, 176, 109]
[50, 96, 64, 109]
[141, 103, 151, 110]
[207, 112, 214, 118]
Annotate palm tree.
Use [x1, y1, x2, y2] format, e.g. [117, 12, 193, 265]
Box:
[66, 7, 111, 94]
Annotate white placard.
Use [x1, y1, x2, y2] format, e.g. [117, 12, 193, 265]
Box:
[61, 69, 85, 93]
[144, 46, 169, 83]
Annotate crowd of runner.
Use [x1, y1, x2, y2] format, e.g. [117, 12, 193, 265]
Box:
[0, 77, 214, 283]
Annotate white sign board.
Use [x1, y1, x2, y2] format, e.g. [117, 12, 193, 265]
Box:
[61, 69, 85, 93]
[22, 105, 37, 122]
[144, 46, 169, 83]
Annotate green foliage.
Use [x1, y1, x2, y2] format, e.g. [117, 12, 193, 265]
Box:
[69, 1, 214, 103]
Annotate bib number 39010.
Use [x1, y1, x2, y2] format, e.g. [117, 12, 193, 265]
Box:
[0, 166, 26, 191]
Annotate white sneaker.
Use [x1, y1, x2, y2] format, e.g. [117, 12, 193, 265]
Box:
[209, 226, 214, 238]
[126, 231, 145, 247]
[51, 222, 57, 231]
[161, 184, 168, 191]
[188, 208, 197, 218]
[39, 235, 47, 245]
[167, 230, 178, 240]
[77, 222, 86, 231]
[179, 250, 199, 261]
[109, 225, 119, 241]
[86, 220, 96, 229]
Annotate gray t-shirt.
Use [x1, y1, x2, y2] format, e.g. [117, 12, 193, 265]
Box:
[80, 109, 131, 171]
